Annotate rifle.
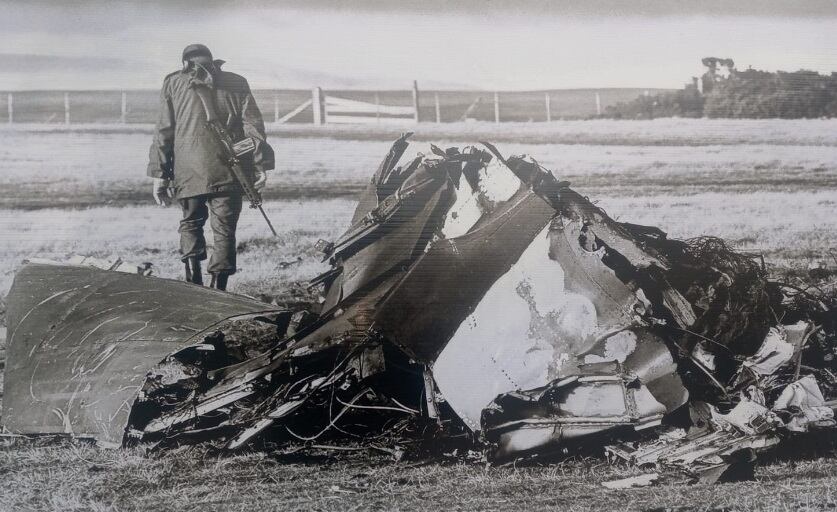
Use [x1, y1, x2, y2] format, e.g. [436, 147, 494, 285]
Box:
[191, 83, 278, 237]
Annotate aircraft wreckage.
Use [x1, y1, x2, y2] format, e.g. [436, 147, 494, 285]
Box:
[3, 135, 836, 484]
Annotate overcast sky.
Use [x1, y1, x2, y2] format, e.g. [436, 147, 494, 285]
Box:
[2, 1, 837, 90]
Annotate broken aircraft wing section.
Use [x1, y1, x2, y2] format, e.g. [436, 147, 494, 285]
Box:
[2, 262, 283, 446]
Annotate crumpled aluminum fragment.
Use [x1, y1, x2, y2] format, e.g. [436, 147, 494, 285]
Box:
[772, 375, 836, 432]
[742, 326, 795, 376]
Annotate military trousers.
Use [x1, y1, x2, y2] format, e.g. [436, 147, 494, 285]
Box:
[178, 193, 243, 274]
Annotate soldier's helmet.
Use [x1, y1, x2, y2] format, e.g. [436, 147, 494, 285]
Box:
[182, 44, 213, 63]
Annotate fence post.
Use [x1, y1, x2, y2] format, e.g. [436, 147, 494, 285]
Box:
[274, 94, 279, 124]
[64, 92, 70, 125]
[121, 91, 127, 124]
[7, 93, 12, 124]
[545, 92, 551, 122]
[312, 87, 324, 125]
[595, 92, 601, 116]
[412, 80, 420, 123]
[434, 93, 441, 123]
[494, 91, 500, 124]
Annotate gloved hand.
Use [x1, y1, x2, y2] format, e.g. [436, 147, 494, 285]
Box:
[253, 169, 267, 191]
[152, 178, 173, 206]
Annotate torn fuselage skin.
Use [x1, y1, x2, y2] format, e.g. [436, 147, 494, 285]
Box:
[1, 263, 289, 447]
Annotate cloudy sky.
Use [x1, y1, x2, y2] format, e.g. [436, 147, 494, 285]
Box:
[2, 0, 837, 90]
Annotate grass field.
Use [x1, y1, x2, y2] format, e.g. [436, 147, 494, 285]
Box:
[1, 120, 837, 511]
[3, 119, 837, 209]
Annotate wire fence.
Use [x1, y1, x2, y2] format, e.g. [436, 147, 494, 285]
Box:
[0, 87, 667, 125]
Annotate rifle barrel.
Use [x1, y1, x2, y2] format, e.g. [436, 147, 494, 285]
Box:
[258, 205, 279, 237]
[192, 85, 278, 238]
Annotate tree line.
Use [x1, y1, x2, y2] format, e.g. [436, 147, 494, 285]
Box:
[604, 68, 837, 119]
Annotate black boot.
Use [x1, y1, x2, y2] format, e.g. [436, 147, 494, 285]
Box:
[210, 272, 229, 291]
[184, 257, 203, 285]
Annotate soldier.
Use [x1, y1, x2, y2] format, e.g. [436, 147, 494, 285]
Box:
[148, 44, 274, 290]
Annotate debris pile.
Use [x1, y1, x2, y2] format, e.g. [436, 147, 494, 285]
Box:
[2, 135, 835, 484]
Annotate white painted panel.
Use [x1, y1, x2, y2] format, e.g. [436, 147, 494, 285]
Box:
[433, 227, 599, 431]
[441, 157, 523, 239]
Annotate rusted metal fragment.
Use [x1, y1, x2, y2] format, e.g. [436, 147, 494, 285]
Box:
[2, 262, 281, 446]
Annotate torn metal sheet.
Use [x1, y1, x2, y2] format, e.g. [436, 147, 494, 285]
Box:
[772, 375, 836, 431]
[482, 365, 670, 460]
[432, 225, 576, 430]
[2, 262, 283, 446]
[743, 327, 795, 376]
[607, 371, 837, 483]
[369, 155, 558, 362]
[432, 151, 688, 437]
[711, 399, 774, 435]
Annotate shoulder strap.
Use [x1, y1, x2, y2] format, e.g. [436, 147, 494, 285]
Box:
[191, 83, 221, 124]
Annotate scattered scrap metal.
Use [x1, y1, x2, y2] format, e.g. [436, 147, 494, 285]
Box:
[3, 134, 836, 485]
